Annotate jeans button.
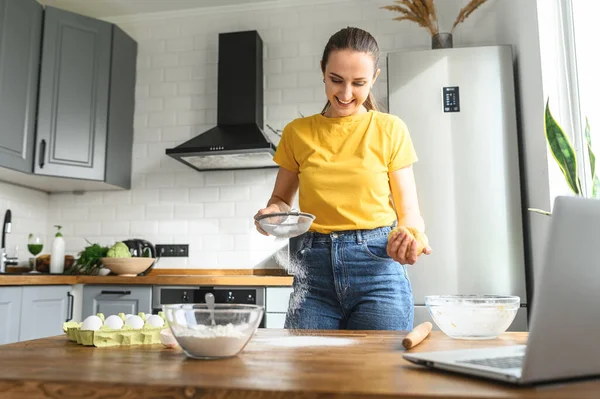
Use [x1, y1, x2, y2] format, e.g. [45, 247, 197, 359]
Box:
[331, 232, 338, 239]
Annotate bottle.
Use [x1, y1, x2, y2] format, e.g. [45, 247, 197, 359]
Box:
[50, 225, 65, 274]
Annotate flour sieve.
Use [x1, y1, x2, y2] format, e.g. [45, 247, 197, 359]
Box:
[254, 211, 315, 238]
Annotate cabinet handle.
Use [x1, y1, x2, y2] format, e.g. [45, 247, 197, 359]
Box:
[100, 290, 131, 296]
[38, 139, 46, 168]
[66, 292, 74, 322]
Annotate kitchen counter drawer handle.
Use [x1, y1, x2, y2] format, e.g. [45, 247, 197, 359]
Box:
[100, 290, 131, 296]
[66, 292, 74, 322]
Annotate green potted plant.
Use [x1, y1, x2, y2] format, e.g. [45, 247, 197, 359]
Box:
[530, 99, 599, 215]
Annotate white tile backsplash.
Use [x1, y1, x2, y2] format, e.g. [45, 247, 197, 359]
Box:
[0, 182, 49, 266]
[1, 0, 522, 269]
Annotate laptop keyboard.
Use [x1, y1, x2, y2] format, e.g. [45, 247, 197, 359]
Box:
[457, 355, 524, 369]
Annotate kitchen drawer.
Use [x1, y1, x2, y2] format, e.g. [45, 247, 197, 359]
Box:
[265, 313, 286, 329]
[265, 287, 293, 313]
[82, 285, 151, 317]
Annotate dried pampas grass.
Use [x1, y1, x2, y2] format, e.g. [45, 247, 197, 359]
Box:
[452, 0, 488, 33]
[382, 0, 489, 36]
[381, 0, 439, 36]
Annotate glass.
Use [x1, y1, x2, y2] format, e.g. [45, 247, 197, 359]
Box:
[425, 295, 520, 340]
[28, 233, 44, 271]
[162, 303, 263, 359]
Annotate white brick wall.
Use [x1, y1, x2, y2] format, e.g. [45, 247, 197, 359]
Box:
[0, 182, 49, 266]
[0, 0, 510, 269]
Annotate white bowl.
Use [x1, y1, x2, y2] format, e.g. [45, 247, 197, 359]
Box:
[425, 295, 520, 340]
[162, 303, 263, 359]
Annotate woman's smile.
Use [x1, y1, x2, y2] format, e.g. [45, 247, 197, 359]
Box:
[336, 97, 354, 106]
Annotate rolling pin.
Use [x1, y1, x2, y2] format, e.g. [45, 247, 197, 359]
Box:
[402, 322, 433, 349]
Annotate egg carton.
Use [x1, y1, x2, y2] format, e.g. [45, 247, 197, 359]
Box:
[62, 312, 169, 347]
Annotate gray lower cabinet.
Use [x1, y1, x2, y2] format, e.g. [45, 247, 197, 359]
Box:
[19, 285, 73, 341]
[34, 7, 137, 189]
[82, 286, 152, 318]
[0, 287, 22, 345]
[265, 287, 293, 328]
[0, 285, 72, 344]
[0, 0, 42, 174]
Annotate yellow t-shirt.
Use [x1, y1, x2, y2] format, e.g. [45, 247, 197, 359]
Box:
[273, 110, 418, 234]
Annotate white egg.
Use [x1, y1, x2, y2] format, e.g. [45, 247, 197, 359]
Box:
[81, 315, 103, 331]
[125, 315, 145, 329]
[145, 314, 165, 328]
[103, 315, 124, 330]
[159, 328, 178, 348]
[124, 314, 133, 319]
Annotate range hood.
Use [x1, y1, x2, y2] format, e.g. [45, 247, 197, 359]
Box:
[165, 30, 277, 171]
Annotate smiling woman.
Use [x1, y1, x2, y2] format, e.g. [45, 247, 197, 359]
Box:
[319, 29, 381, 117]
[254, 27, 432, 332]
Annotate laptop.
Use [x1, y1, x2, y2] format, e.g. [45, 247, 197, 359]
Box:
[403, 196, 600, 385]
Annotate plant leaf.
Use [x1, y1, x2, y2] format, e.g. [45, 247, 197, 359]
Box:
[584, 117, 597, 197]
[593, 175, 600, 198]
[545, 100, 580, 195]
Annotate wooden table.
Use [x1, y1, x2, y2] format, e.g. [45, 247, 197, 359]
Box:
[0, 330, 597, 398]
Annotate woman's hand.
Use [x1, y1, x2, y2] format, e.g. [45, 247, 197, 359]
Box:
[386, 228, 432, 265]
[254, 204, 281, 236]
[254, 167, 299, 236]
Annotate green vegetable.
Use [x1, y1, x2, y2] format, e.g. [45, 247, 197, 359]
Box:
[69, 240, 109, 275]
[107, 242, 132, 258]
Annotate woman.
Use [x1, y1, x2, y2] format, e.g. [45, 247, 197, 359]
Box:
[254, 27, 431, 330]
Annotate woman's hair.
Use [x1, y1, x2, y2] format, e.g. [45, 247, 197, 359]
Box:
[320, 27, 380, 115]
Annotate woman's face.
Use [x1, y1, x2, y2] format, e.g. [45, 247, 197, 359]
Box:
[322, 49, 380, 118]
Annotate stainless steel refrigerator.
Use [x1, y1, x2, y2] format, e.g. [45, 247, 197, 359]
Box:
[387, 45, 528, 331]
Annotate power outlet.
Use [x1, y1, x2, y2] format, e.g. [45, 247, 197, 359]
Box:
[156, 244, 189, 257]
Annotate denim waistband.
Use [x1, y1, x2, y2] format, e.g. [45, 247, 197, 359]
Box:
[304, 225, 393, 244]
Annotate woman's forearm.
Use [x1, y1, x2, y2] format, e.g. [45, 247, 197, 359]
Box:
[397, 212, 425, 232]
[267, 195, 292, 212]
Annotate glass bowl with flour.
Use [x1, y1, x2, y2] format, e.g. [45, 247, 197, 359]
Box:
[163, 303, 264, 359]
[425, 295, 520, 340]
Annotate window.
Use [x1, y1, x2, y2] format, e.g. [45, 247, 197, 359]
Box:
[571, 0, 599, 197]
[538, 0, 599, 201]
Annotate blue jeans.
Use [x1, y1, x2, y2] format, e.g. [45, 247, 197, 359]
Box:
[284, 226, 414, 330]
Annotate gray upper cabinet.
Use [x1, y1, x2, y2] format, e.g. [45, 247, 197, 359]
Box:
[33, 6, 137, 189]
[35, 6, 111, 181]
[0, 0, 43, 174]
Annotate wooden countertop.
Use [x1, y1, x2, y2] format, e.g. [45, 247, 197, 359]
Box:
[0, 330, 597, 398]
[0, 269, 294, 286]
